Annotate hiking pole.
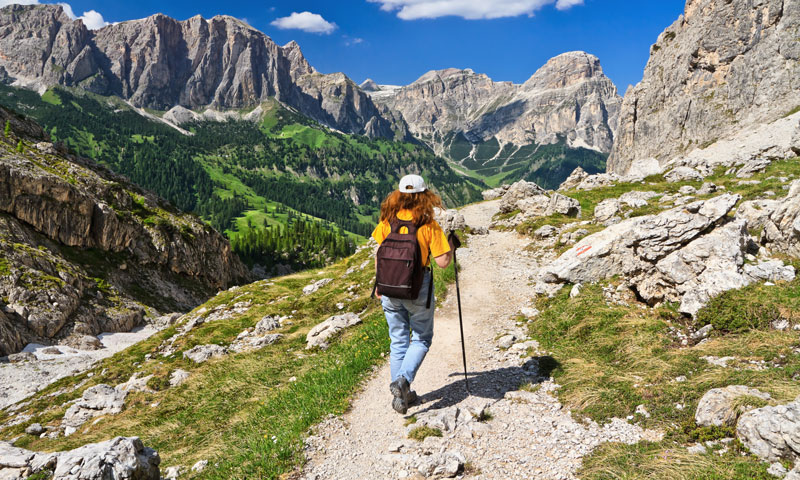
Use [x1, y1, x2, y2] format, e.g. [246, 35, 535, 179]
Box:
[448, 231, 469, 394]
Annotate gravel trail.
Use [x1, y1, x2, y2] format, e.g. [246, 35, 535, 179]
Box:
[299, 200, 660, 480]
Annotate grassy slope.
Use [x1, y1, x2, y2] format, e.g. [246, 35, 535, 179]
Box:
[0, 236, 462, 477]
[507, 158, 800, 479]
[441, 132, 608, 189]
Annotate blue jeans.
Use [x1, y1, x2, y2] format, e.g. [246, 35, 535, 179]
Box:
[381, 270, 435, 385]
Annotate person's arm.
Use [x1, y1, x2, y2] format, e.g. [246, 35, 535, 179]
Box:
[434, 251, 452, 269]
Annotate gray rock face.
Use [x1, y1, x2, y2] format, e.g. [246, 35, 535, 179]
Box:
[498, 181, 547, 214]
[762, 181, 800, 258]
[695, 385, 771, 427]
[62, 384, 128, 436]
[536, 194, 796, 314]
[737, 396, 800, 463]
[0, 436, 160, 479]
[306, 313, 361, 350]
[372, 52, 621, 154]
[558, 167, 589, 191]
[609, 0, 800, 175]
[0, 106, 249, 355]
[0, 4, 405, 140]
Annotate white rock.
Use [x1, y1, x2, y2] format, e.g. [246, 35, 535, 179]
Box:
[306, 313, 361, 350]
[695, 385, 770, 427]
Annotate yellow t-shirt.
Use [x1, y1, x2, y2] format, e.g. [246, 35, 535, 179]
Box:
[371, 209, 451, 267]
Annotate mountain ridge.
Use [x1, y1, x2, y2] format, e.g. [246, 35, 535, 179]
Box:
[0, 4, 407, 141]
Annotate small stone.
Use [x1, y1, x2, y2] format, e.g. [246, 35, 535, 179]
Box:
[191, 460, 208, 473]
[25, 423, 44, 435]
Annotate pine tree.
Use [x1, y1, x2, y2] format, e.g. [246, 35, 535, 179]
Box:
[16, 140, 23, 153]
[3, 120, 9, 137]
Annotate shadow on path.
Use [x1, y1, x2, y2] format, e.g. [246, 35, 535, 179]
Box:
[413, 356, 560, 414]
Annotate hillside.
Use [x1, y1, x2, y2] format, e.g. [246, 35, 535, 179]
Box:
[0, 84, 483, 273]
[368, 52, 620, 188]
[0, 104, 249, 360]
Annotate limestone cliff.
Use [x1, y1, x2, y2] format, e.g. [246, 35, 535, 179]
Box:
[0, 4, 405, 140]
[370, 52, 621, 155]
[0, 106, 250, 355]
[608, 0, 800, 175]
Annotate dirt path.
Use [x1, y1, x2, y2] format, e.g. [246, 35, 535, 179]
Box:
[299, 200, 656, 480]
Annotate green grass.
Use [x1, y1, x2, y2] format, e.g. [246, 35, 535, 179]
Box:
[1, 244, 459, 478]
[695, 272, 800, 333]
[527, 278, 800, 479]
[407, 426, 443, 441]
[41, 89, 62, 106]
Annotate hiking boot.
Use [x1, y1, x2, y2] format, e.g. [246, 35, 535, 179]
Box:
[407, 390, 418, 405]
[390, 376, 410, 414]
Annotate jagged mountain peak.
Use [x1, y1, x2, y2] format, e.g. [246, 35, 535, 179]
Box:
[523, 51, 607, 91]
[412, 67, 481, 85]
[0, 4, 403, 140]
[359, 78, 380, 92]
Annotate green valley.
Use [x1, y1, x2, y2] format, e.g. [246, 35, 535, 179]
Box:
[0, 85, 483, 273]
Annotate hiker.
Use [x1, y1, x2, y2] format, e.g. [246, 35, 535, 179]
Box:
[372, 174, 456, 414]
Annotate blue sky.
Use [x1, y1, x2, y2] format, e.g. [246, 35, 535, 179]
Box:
[32, 0, 686, 92]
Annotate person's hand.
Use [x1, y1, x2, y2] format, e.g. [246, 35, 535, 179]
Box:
[447, 231, 461, 251]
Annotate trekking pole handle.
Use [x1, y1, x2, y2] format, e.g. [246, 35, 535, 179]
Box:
[447, 231, 461, 251]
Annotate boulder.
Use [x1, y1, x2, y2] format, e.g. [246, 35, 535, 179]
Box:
[575, 172, 622, 191]
[695, 385, 771, 427]
[169, 369, 190, 387]
[229, 333, 282, 353]
[498, 181, 546, 214]
[306, 313, 361, 350]
[415, 450, 464, 478]
[594, 199, 620, 224]
[737, 396, 800, 463]
[0, 436, 159, 479]
[182, 344, 227, 364]
[481, 184, 509, 201]
[664, 166, 703, 183]
[558, 166, 589, 191]
[254, 315, 281, 334]
[619, 191, 659, 208]
[62, 384, 128, 435]
[536, 194, 795, 315]
[763, 181, 800, 257]
[54, 436, 160, 479]
[534, 225, 558, 239]
[303, 278, 333, 296]
[547, 193, 581, 217]
[516, 195, 550, 218]
[434, 208, 466, 233]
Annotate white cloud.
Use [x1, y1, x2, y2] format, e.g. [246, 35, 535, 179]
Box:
[367, 0, 583, 20]
[58, 3, 109, 29]
[343, 35, 364, 46]
[270, 11, 337, 34]
[555, 0, 583, 10]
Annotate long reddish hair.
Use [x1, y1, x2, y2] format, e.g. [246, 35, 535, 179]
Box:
[380, 190, 444, 227]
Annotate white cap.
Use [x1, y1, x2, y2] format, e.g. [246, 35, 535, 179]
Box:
[398, 174, 427, 193]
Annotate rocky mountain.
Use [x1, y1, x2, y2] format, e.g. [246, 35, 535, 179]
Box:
[367, 52, 621, 186]
[0, 4, 407, 140]
[0, 105, 249, 356]
[608, 0, 800, 176]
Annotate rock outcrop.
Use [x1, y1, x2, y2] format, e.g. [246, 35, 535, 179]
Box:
[536, 194, 796, 315]
[373, 52, 621, 154]
[608, 0, 800, 176]
[695, 386, 771, 428]
[737, 396, 800, 463]
[306, 313, 361, 350]
[0, 436, 160, 479]
[0, 105, 249, 355]
[0, 4, 406, 140]
[62, 384, 128, 436]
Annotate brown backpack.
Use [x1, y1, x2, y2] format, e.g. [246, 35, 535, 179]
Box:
[373, 219, 434, 308]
